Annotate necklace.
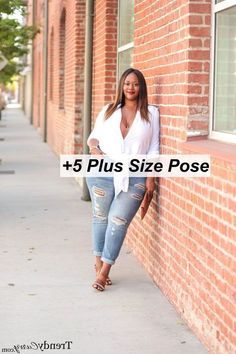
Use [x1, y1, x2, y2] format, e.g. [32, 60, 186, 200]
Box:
[123, 116, 130, 129]
[121, 106, 137, 130]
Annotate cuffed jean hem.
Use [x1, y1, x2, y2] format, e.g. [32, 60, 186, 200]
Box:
[101, 256, 115, 265]
[93, 251, 103, 257]
[93, 252, 115, 265]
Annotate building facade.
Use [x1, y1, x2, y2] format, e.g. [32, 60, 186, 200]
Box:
[28, 1, 236, 353]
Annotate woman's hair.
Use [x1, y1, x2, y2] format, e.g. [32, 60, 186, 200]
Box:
[104, 68, 149, 122]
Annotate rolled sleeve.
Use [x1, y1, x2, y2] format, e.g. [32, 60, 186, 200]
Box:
[87, 105, 108, 145]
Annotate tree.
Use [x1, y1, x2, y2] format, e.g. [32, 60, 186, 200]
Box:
[0, 0, 39, 84]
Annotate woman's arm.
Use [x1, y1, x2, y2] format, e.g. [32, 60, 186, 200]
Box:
[146, 106, 160, 194]
[147, 106, 160, 155]
[145, 176, 155, 196]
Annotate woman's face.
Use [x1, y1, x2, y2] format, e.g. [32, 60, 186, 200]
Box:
[123, 73, 140, 102]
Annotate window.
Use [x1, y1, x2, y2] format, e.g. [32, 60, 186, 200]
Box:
[49, 28, 54, 101]
[59, 9, 66, 110]
[117, 0, 134, 78]
[211, 0, 236, 143]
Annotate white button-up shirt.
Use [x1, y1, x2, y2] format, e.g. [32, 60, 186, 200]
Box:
[87, 104, 160, 196]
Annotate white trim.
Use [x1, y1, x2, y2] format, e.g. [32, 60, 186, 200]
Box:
[117, 42, 134, 53]
[209, 0, 236, 143]
[209, 0, 216, 138]
[210, 131, 236, 144]
[214, 0, 236, 13]
[117, 0, 134, 80]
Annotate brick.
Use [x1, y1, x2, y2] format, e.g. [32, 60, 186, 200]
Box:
[189, 15, 203, 25]
[30, 2, 236, 353]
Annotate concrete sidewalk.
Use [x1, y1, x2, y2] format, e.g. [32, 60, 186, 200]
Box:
[0, 107, 208, 354]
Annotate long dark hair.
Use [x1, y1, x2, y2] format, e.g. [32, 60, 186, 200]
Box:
[104, 68, 149, 122]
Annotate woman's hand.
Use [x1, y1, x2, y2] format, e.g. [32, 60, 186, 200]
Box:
[145, 177, 155, 199]
[88, 138, 104, 155]
[89, 146, 104, 155]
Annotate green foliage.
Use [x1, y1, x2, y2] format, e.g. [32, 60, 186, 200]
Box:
[0, 0, 26, 15]
[0, 0, 39, 84]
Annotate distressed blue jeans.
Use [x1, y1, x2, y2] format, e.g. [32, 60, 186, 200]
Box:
[86, 177, 146, 265]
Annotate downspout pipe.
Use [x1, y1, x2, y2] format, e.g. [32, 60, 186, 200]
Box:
[43, 0, 49, 142]
[30, 0, 35, 125]
[82, 0, 94, 201]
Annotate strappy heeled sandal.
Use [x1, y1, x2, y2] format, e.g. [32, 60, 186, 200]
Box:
[94, 264, 112, 286]
[105, 276, 112, 286]
[92, 277, 106, 292]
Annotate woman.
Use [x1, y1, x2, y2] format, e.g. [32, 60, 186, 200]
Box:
[86, 68, 159, 291]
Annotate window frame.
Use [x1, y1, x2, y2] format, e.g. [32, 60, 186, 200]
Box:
[117, 0, 134, 80]
[210, 0, 236, 144]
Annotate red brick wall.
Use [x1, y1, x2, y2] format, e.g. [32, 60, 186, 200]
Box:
[187, 1, 211, 135]
[32, 0, 85, 154]
[74, 1, 86, 153]
[29, 0, 235, 353]
[126, 1, 235, 354]
[92, 0, 118, 120]
[47, 0, 85, 154]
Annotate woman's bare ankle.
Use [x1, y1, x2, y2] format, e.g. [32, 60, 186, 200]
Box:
[95, 256, 103, 271]
[100, 263, 112, 278]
